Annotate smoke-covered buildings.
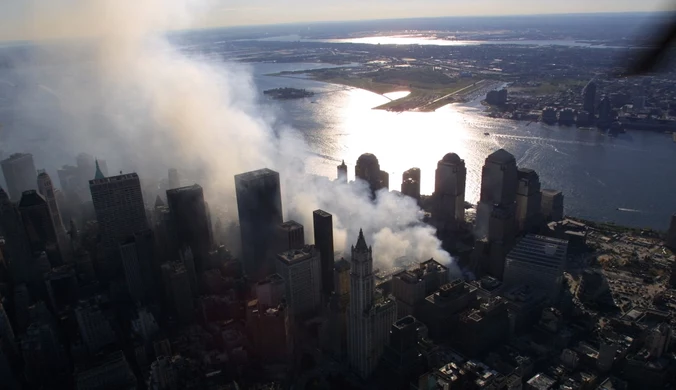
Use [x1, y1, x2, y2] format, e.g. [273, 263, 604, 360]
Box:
[355, 153, 389, 197]
[1, 153, 37, 201]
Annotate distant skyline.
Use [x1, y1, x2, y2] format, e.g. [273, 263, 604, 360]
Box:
[0, 0, 670, 41]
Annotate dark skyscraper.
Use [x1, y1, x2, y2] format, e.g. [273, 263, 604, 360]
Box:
[401, 168, 421, 201]
[0, 187, 31, 282]
[337, 160, 348, 183]
[515, 168, 542, 232]
[19, 190, 62, 264]
[235, 168, 283, 279]
[313, 209, 335, 297]
[90, 173, 148, 279]
[37, 171, 65, 236]
[1, 153, 37, 201]
[166, 185, 212, 271]
[583, 79, 597, 116]
[433, 153, 467, 233]
[355, 153, 389, 197]
[276, 220, 305, 253]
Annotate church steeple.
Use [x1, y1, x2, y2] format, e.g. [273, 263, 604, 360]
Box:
[94, 159, 105, 180]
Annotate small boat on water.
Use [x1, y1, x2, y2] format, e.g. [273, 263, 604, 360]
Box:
[484, 132, 490, 136]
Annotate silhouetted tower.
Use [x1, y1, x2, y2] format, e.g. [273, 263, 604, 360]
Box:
[313, 209, 335, 297]
[19, 190, 62, 265]
[37, 171, 65, 235]
[166, 185, 212, 272]
[401, 168, 421, 202]
[433, 153, 467, 233]
[1, 153, 37, 201]
[337, 160, 348, 183]
[168, 169, 180, 190]
[515, 168, 542, 232]
[235, 168, 283, 279]
[0, 187, 31, 282]
[355, 153, 389, 198]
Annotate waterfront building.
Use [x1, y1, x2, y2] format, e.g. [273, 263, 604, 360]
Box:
[515, 168, 542, 232]
[401, 167, 421, 201]
[355, 153, 389, 197]
[433, 153, 466, 233]
[541, 189, 564, 222]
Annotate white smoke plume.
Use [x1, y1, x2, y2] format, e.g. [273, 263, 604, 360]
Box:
[0, 0, 457, 273]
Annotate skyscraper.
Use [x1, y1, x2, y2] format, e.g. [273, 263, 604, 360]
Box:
[276, 245, 322, 319]
[503, 235, 569, 300]
[541, 189, 565, 222]
[313, 209, 335, 297]
[355, 153, 389, 197]
[433, 153, 467, 233]
[166, 185, 212, 271]
[276, 220, 305, 253]
[167, 168, 180, 190]
[37, 170, 66, 235]
[1, 153, 37, 201]
[161, 261, 194, 324]
[515, 168, 542, 232]
[0, 187, 32, 282]
[75, 299, 116, 355]
[337, 160, 348, 183]
[401, 168, 421, 201]
[120, 239, 146, 303]
[19, 190, 62, 264]
[235, 168, 283, 279]
[89, 172, 148, 279]
[476, 149, 518, 238]
[347, 230, 397, 378]
[582, 79, 597, 117]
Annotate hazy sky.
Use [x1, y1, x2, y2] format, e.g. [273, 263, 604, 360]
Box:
[0, 0, 669, 41]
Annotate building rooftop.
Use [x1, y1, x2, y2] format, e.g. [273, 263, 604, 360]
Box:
[313, 209, 332, 218]
[234, 168, 279, 182]
[527, 373, 556, 390]
[542, 189, 563, 197]
[356, 153, 379, 166]
[486, 149, 516, 164]
[18, 190, 47, 207]
[166, 184, 202, 194]
[257, 273, 284, 286]
[506, 234, 568, 272]
[89, 172, 139, 186]
[277, 245, 317, 265]
[2, 152, 32, 162]
[278, 220, 303, 232]
[441, 152, 463, 164]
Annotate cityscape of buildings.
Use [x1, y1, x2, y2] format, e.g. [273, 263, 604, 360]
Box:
[0, 145, 673, 390]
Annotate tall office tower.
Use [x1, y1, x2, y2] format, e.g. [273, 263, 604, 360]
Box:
[0, 187, 31, 282]
[166, 185, 212, 271]
[323, 258, 351, 359]
[433, 153, 467, 233]
[401, 168, 421, 201]
[120, 240, 145, 303]
[75, 351, 137, 390]
[582, 79, 597, 117]
[45, 265, 79, 312]
[256, 273, 285, 309]
[515, 168, 542, 232]
[75, 299, 116, 355]
[420, 280, 478, 341]
[1, 153, 37, 201]
[20, 321, 69, 387]
[347, 230, 397, 378]
[161, 261, 194, 324]
[235, 168, 283, 280]
[313, 210, 335, 297]
[503, 235, 568, 300]
[355, 153, 389, 197]
[0, 302, 17, 354]
[19, 190, 62, 264]
[392, 259, 448, 318]
[380, 316, 426, 386]
[89, 172, 148, 279]
[167, 168, 180, 189]
[276, 245, 322, 319]
[37, 171, 66, 234]
[276, 220, 305, 253]
[541, 189, 564, 222]
[334, 258, 351, 300]
[337, 160, 348, 183]
[667, 214, 676, 251]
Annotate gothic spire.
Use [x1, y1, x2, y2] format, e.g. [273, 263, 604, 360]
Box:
[94, 159, 105, 180]
[355, 228, 368, 252]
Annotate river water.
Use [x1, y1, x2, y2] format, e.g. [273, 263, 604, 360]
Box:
[251, 62, 676, 230]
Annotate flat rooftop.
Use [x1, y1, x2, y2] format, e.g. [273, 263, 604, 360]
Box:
[313, 209, 332, 218]
[277, 245, 316, 265]
[279, 220, 303, 231]
[166, 184, 202, 194]
[89, 172, 139, 186]
[235, 168, 279, 182]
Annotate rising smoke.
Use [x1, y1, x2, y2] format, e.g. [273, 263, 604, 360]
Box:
[0, 0, 457, 273]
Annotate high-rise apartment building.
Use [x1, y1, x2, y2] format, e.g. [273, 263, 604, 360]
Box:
[433, 153, 467, 233]
[515, 168, 542, 232]
[89, 172, 148, 278]
[401, 168, 421, 201]
[235, 168, 283, 279]
[503, 235, 569, 300]
[347, 230, 397, 378]
[166, 184, 212, 271]
[1, 153, 37, 201]
[313, 209, 335, 297]
[355, 153, 389, 197]
[276, 245, 322, 319]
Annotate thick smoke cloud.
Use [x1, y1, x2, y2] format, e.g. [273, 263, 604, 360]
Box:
[1, 0, 457, 273]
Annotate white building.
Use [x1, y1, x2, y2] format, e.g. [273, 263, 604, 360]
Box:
[276, 245, 322, 319]
[347, 230, 397, 378]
